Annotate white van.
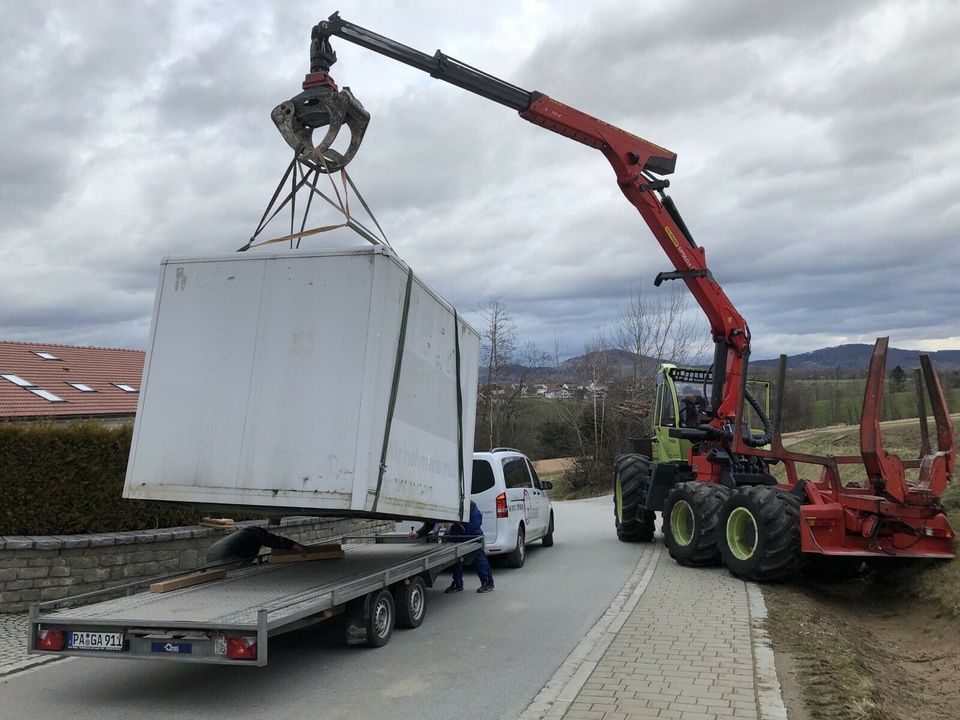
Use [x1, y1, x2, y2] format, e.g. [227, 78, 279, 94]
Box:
[471, 449, 555, 567]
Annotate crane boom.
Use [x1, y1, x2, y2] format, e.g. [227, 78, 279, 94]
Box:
[310, 12, 750, 425]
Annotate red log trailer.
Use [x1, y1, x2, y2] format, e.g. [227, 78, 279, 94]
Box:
[270, 13, 955, 581]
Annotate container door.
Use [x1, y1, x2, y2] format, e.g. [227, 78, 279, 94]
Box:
[471, 458, 498, 545]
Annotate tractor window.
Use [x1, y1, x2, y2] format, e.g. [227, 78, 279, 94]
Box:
[660, 381, 676, 426]
[745, 380, 770, 431]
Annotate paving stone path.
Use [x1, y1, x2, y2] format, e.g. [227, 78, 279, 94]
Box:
[558, 547, 785, 720]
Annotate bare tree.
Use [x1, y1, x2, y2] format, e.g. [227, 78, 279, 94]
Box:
[614, 284, 709, 392]
[477, 296, 517, 448]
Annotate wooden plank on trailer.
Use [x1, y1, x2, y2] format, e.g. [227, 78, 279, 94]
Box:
[200, 517, 236, 528]
[269, 544, 345, 563]
[150, 569, 226, 593]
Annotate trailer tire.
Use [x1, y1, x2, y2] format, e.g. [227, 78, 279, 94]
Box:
[366, 589, 395, 647]
[614, 454, 655, 542]
[718, 486, 801, 582]
[542, 512, 555, 547]
[504, 524, 526, 568]
[663, 482, 730, 566]
[394, 576, 427, 629]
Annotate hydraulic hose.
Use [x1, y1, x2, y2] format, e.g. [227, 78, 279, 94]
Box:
[740, 387, 773, 447]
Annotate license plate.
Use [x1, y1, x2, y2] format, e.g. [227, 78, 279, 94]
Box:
[67, 631, 124, 651]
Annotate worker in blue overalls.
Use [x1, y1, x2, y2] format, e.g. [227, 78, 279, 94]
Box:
[409, 500, 495, 593]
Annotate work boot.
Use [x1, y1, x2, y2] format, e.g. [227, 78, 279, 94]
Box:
[445, 583, 463, 593]
[477, 582, 495, 593]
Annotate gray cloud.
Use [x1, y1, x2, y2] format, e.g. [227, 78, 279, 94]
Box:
[1, 0, 958, 364]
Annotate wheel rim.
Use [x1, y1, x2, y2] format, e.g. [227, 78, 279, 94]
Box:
[517, 531, 525, 561]
[615, 479, 624, 523]
[373, 597, 392, 638]
[409, 585, 424, 620]
[726, 506, 759, 561]
[670, 500, 695, 547]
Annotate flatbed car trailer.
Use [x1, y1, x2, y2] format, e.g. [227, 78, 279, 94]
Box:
[28, 536, 482, 666]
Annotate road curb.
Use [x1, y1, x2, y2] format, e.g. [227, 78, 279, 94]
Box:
[518, 543, 662, 720]
[747, 583, 788, 720]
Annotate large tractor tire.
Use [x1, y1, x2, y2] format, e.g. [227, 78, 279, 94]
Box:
[717, 486, 802, 582]
[614, 454, 656, 542]
[663, 482, 731, 566]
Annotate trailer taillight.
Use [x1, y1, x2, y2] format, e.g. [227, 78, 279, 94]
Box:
[496, 492, 508, 518]
[226, 636, 258, 660]
[36, 629, 65, 651]
[805, 517, 838, 528]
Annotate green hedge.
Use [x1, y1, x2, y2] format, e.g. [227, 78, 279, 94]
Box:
[0, 422, 203, 535]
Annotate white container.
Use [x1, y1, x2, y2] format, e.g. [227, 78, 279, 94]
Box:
[123, 247, 480, 522]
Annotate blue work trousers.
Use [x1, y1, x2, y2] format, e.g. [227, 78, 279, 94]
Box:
[452, 548, 493, 588]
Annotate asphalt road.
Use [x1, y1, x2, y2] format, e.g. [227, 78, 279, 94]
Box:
[0, 496, 646, 720]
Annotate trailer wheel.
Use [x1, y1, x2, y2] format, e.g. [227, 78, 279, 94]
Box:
[542, 512, 555, 547]
[718, 486, 801, 581]
[366, 589, 395, 647]
[504, 524, 525, 568]
[663, 482, 730, 566]
[394, 576, 427, 629]
[614, 454, 655, 542]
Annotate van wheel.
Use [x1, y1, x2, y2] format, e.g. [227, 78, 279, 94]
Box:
[366, 589, 395, 647]
[394, 576, 426, 629]
[542, 513, 554, 547]
[504, 524, 526, 568]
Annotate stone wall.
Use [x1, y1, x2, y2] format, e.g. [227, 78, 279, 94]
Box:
[0, 516, 393, 613]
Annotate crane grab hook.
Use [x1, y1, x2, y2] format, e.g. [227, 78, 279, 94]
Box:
[271, 24, 369, 173]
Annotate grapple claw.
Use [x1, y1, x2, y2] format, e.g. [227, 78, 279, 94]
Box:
[272, 85, 369, 173]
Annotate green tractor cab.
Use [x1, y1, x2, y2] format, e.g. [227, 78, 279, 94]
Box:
[646, 364, 770, 463]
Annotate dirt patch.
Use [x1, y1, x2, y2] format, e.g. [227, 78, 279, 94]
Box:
[532, 457, 575, 474]
[765, 578, 960, 720]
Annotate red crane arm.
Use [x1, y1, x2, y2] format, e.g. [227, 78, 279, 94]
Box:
[521, 95, 750, 420]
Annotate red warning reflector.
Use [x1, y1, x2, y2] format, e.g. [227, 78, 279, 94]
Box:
[226, 636, 258, 660]
[805, 517, 838, 527]
[37, 629, 65, 651]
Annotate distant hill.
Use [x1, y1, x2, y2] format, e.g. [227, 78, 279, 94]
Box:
[485, 344, 960, 387]
[751, 344, 960, 372]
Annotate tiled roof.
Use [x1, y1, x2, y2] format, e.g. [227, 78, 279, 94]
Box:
[0, 341, 144, 419]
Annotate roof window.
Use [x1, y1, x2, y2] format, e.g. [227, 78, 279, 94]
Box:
[1, 374, 33, 387]
[1, 374, 66, 403]
[29, 388, 65, 402]
[32, 351, 60, 360]
[112, 383, 138, 393]
[67, 382, 97, 392]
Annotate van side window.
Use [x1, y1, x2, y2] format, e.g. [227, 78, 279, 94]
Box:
[527, 460, 543, 489]
[502, 457, 532, 489]
[471, 459, 496, 493]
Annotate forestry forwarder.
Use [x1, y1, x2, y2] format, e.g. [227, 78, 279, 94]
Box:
[272, 13, 956, 581]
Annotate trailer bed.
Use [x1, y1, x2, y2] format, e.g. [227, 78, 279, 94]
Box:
[30, 538, 480, 665]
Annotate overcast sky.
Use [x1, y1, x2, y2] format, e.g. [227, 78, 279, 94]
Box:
[1, 0, 958, 361]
